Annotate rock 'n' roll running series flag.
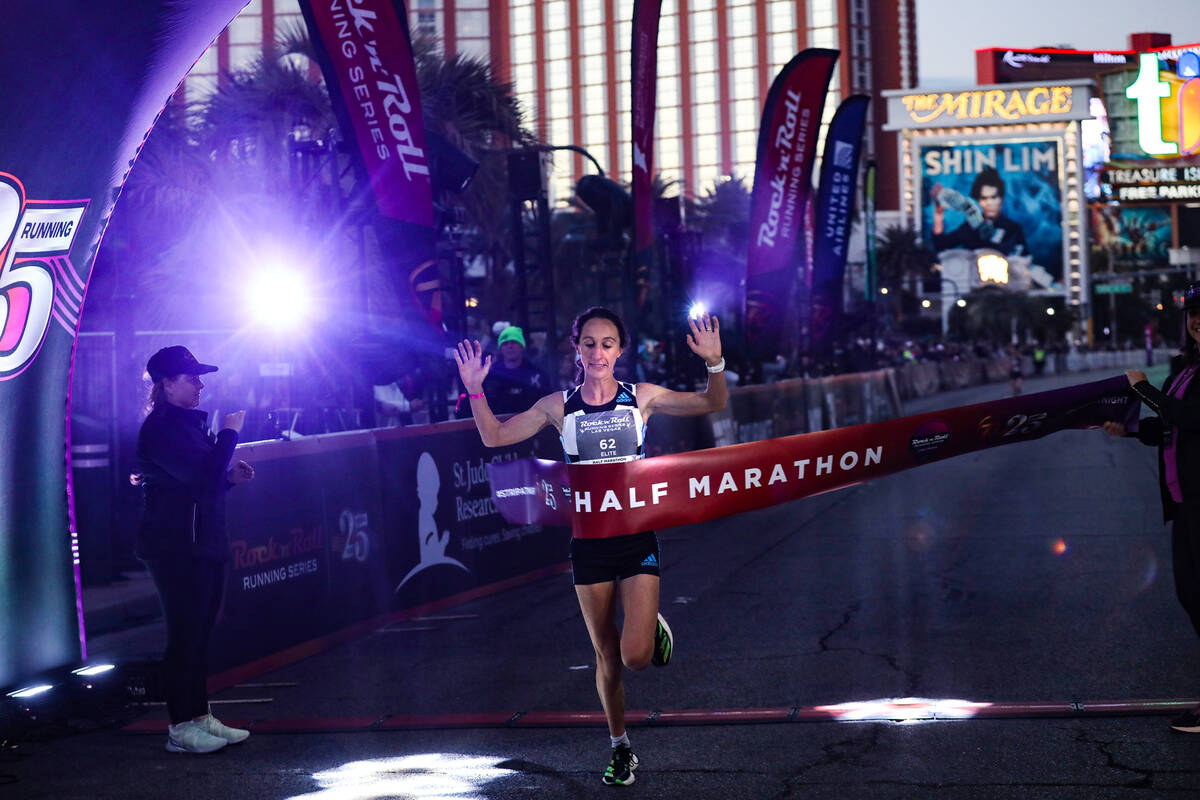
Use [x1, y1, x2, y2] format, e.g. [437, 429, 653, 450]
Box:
[810, 95, 871, 355]
[298, 0, 442, 327]
[631, 0, 663, 307]
[745, 49, 839, 360]
[488, 377, 1141, 539]
[299, 0, 432, 227]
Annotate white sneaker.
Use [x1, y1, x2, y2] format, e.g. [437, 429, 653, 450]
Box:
[166, 720, 227, 753]
[197, 713, 250, 744]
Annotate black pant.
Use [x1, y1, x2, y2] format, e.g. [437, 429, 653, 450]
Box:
[145, 555, 226, 724]
[1172, 504, 1200, 639]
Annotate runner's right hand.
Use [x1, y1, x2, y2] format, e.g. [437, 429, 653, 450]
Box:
[454, 339, 491, 393]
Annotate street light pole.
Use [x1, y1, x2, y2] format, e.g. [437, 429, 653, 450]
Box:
[939, 276, 961, 337]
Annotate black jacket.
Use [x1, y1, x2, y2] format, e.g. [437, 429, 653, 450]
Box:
[135, 403, 238, 560]
[485, 360, 550, 414]
[1131, 355, 1200, 523]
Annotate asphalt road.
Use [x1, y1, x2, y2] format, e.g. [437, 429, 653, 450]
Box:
[6, 366, 1200, 799]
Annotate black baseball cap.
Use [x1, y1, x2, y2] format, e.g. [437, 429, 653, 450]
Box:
[146, 346, 218, 382]
[1185, 282, 1200, 311]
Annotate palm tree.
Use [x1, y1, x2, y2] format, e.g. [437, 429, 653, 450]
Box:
[875, 224, 937, 290]
[92, 26, 538, 331]
[950, 285, 1036, 343]
[689, 174, 751, 253]
[413, 41, 538, 258]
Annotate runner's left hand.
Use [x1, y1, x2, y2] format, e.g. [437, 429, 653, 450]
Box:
[686, 313, 722, 366]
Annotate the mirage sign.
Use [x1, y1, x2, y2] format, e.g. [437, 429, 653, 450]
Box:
[884, 80, 1096, 131]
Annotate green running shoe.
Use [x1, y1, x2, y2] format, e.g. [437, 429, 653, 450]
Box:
[602, 743, 639, 786]
[651, 612, 673, 667]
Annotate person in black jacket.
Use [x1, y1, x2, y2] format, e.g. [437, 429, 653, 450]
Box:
[135, 346, 256, 754]
[1103, 284, 1200, 733]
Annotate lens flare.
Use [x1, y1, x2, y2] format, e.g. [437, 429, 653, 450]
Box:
[815, 697, 993, 722]
[245, 267, 311, 331]
[287, 753, 517, 800]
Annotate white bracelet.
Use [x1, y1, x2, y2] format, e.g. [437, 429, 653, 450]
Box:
[706, 357, 725, 374]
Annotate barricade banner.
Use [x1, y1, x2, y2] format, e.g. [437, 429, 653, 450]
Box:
[939, 360, 979, 389]
[897, 362, 941, 399]
[984, 357, 1012, 383]
[211, 423, 568, 672]
[375, 425, 567, 609]
[488, 376, 1139, 538]
[745, 49, 838, 358]
[214, 433, 391, 671]
[728, 383, 779, 442]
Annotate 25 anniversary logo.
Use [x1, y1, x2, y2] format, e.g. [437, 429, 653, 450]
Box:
[0, 172, 88, 379]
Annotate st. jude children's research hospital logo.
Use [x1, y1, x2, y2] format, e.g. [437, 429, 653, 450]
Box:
[0, 172, 88, 380]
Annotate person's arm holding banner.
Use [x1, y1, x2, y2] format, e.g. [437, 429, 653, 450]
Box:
[1126, 368, 1200, 432]
[1103, 366, 1200, 442]
[1101, 369, 1155, 442]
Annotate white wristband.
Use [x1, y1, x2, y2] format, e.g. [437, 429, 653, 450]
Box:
[706, 357, 726, 374]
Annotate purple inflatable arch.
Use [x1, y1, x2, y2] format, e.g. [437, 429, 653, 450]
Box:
[0, 0, 249, 689]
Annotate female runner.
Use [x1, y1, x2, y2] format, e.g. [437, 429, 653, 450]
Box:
[455, 306, 727, 785]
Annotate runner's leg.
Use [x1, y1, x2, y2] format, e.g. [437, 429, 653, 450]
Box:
[575, 581, 625, 736]
[618, 573, 660, 670]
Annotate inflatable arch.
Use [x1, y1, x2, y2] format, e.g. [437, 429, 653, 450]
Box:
[0, 0, 250, 689]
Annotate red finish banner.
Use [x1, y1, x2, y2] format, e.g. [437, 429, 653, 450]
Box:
[745, 49, 838, 355]
[488, 376, 1140, 538]
[300, 0, 433, 226]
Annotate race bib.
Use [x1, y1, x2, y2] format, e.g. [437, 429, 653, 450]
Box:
[575, 408, 639, 463]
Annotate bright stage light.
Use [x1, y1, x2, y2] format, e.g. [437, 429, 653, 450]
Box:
[880, 287, 889, 295]
[688, 302, 707, 319]
[1046, 308, 1055, 316]
[7, 685, 52, 699]
[956, 298, 967, 308]
[921, 299, 931, 308]
[245, 266, 311, 330]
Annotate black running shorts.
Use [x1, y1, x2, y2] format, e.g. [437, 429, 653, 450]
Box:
[570, 530, 661, 586]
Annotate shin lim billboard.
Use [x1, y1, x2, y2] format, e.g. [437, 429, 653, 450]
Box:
[920, 138, 1065, 290]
